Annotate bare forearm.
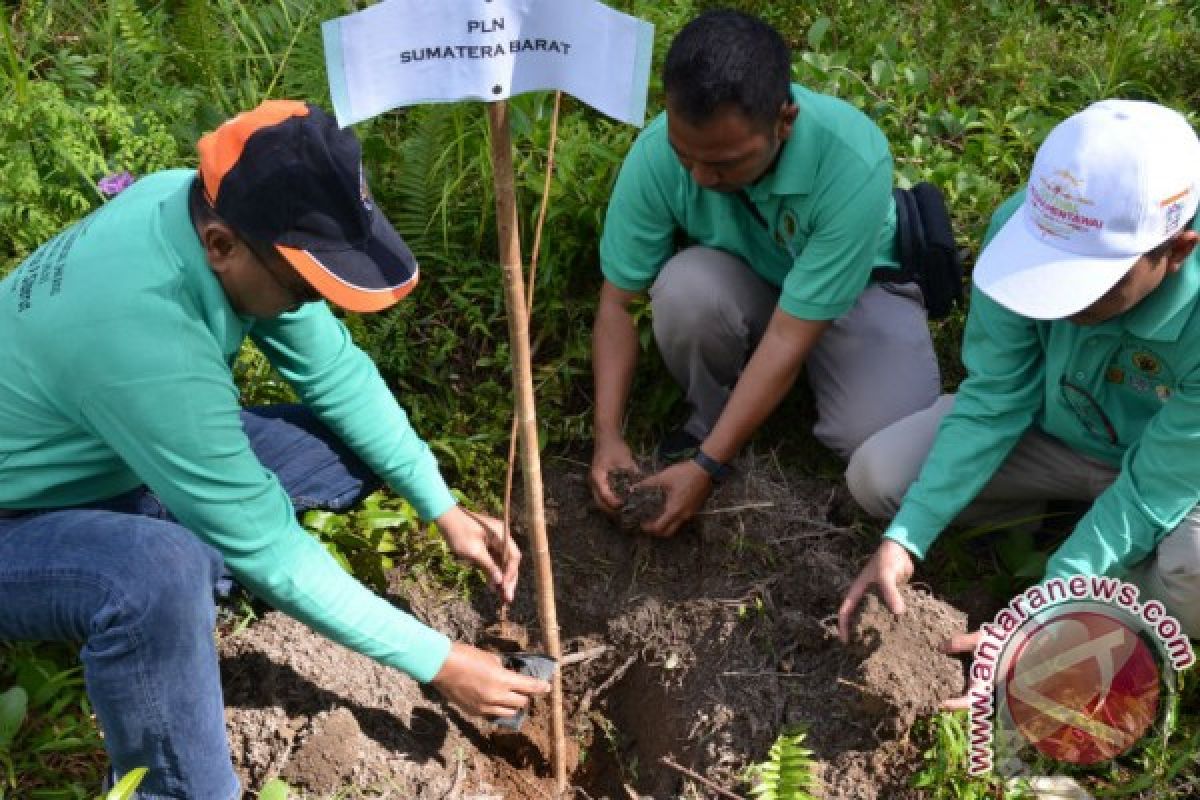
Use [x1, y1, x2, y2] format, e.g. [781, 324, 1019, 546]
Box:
[592, 296, 639, 442]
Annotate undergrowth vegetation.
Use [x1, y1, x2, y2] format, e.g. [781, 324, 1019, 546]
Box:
[1, 0, 1198, 796]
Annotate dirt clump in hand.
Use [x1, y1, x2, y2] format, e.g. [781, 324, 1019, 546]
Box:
[847, 587, 968, 735]
[608, 467, 665, 532]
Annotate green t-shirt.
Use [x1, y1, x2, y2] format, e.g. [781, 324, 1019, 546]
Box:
[887, 190, 1200, 580]
[600, 84, 900, 320]
[0, 169, 456, 682]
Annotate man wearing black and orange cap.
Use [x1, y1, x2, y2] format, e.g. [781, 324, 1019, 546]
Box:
[0, 101, 548, 797]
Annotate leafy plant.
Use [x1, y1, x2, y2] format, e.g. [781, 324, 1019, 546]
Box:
[301, 490, 485, 597]
[259, 777, 291, 800]
[302, 491, 420, 593]
[744, 725, 818, 800]
[101, 768, 147, 800]
[0, 643, 107, 795]
[912, 712, 1003, 799]
[0, 686, 28, 789]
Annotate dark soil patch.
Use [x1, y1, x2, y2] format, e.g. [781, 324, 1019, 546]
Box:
[219, 452, 971, 798]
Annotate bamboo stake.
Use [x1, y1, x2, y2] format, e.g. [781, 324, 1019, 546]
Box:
[502, 90, 563, 614]
[486, 99, 567, 794]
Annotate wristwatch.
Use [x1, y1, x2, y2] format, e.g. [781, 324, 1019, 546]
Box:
[692, 448, 731, 483]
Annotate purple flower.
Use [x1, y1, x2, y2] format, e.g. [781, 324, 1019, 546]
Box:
[98, 171, 136, 196]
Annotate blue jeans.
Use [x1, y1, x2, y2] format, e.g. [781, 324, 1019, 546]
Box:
[0, 406, 378, 799]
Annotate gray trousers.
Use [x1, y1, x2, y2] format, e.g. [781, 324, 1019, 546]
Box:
[649, 246, 941, 459]
[846, 394, 1200, 636]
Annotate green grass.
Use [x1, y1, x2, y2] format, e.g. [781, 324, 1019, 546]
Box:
[1, 0, 1199, 795]
[0, 643, 106, 798]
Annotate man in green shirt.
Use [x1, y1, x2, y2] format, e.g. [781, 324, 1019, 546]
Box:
[838, 99, 1200, 642]
[589, 10, 940, 535]
[0, 101, 548, 797]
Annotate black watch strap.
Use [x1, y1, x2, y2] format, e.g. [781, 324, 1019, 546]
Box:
[692, 448, 731, 482]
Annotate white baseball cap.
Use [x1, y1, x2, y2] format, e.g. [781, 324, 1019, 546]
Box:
[974, 99, 1200, 319]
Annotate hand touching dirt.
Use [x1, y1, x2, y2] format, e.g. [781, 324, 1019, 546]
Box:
[837, 539, 916, 643]
[590, 435, 637, 513]
[436, 506, 520, 604]
[637, 459, 712, 537]
[938, 630, 984, 711]
[430, 642, 551, 718]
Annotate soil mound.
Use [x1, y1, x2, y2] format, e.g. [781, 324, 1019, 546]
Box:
[280, 708, 364, 793]
[847, 589, 968, 735]
[219, 452, 971, 798]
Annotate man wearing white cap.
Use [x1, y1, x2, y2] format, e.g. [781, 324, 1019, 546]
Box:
[837, 99, 1200, 640]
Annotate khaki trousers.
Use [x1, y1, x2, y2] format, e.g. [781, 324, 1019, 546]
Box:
[649, 246, 941, 459]
[846, 394, 1200, 636]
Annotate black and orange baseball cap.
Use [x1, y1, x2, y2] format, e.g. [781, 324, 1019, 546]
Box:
[197, 100, 417, 312]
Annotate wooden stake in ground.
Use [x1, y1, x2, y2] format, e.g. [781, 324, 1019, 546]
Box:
[485, 99, 567, 794]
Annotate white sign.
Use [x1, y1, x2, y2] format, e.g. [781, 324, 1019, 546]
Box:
[323, 0, 654, 128]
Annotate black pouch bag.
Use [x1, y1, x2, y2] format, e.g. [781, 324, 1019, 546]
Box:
[884, 182, 964, 319]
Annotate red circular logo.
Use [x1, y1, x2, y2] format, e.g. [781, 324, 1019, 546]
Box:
[1003, 610, 1160, 764]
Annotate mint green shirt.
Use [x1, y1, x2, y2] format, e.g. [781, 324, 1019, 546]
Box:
[887, 190, 1200, 580]
[0, 170, 456, 682]
[600, 85, 900, 320]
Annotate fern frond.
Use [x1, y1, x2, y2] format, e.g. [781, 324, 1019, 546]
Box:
[745, 725, 820, 800]
[168, 0, 221, 89]
[110, 0, 160, 60]
[383, 105, 488, 267]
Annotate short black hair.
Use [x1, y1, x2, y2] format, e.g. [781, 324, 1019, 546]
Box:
[663, 9, 792, 129]
[188, 176, 275, 262]
[188, 176, 223, 228]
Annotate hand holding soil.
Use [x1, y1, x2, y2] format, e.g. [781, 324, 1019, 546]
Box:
[837, 538, 916, 642]
[629, 460, 712, 537]
[430, 642, 551, 719]
[607, 467, 665, 533]
[589, 435, 637, 512]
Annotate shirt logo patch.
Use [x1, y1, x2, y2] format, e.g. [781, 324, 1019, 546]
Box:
[1114, 346, 1174, 402]
[770, 208, 800, 259]
[1131, 351, 1161, 376]
[779, 210, 798, 240]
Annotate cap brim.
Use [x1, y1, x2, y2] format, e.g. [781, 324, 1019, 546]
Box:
[974, 206, 1138, 320]
[277, 209, 418, 313]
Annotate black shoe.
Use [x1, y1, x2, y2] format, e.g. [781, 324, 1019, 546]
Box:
[657, 427, 702, 463]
